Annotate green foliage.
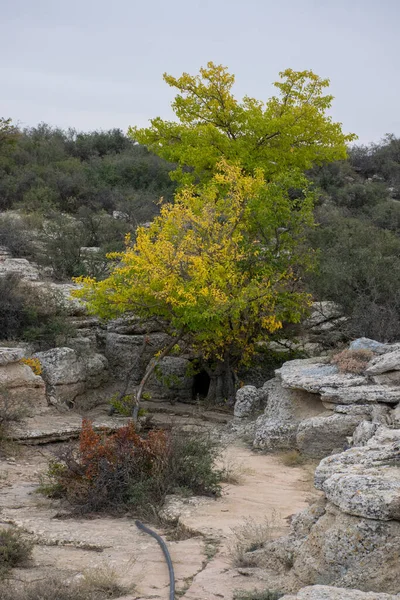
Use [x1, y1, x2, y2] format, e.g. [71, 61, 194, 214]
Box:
[131, 62, 355, 186]
[0, 123, 175, 214]
[0, 527, 33, 578]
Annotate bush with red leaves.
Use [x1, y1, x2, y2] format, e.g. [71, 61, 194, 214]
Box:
[43, 420, 221, 518]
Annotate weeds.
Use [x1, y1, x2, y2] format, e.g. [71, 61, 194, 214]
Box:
[279, 450, 305, 467]
[0, 567, 127, 600]
[0, 527, 33, 579]
[331, 349, 373, 374]
[233, 590, 284, 600]
[229, 514, 280, 568]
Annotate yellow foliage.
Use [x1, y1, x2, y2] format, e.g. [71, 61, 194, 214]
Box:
[74, 161, 313, 366]
[20, 357, 42, 376]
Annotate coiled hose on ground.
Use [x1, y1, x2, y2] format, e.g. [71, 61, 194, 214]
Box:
[135, 519, 175, 600]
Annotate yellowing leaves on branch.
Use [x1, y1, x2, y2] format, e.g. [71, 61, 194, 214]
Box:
[75, 161, 315, 403]
[76, 62, 354, 407]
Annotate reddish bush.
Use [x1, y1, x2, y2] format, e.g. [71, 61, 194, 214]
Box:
[43, 420, 221, 517]
[331, 349, 373, 374]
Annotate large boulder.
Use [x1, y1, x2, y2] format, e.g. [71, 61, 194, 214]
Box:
[276, 358, 366, 394]
[146, 356, 193, 402]
[291, 503, 400, 593]
[253, 378, 327, 450]
[104, 331, 170, 383]
[314, 428, 400, 520]
[0, 354, 47, 416]
[296, 414, 361, 458]
[35, 347, 108, 406]
[234, 385, 261, 417]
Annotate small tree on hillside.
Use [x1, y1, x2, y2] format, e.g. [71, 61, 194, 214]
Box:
[75, 162, 315, 409]
[75, 63, 354, 413]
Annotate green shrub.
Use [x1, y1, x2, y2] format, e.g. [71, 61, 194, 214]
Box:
[0, 527, 33, 578]
[42, 420, 222, 519]
[307, 216, 400, 342]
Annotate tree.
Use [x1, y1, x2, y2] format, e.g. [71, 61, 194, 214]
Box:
[0, 118, 18, 151]
[75, 161, 315, 408]
[76, 63, 354, 411]
[129, 62, 356, 185]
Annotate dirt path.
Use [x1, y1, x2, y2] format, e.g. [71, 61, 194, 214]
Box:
[0, 436, 314, 600]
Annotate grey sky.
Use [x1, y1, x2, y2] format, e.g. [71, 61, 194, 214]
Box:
[1, 0, 399, 144]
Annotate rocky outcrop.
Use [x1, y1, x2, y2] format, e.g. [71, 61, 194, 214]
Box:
[34, 347, 108, 407]
[146, 356, 193, 401]
[257, 427, 400, 594]
[280, 586, 400, 599]
[252, 378, 327, 450]
[250, 339, 400, 457]
[296, 414, 362, 458]
[0, 347, 47, 416]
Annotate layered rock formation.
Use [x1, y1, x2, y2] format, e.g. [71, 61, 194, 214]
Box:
[236, 338, 400, 458]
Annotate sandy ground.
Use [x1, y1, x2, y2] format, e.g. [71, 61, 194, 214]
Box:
[0, 421, 315, 600]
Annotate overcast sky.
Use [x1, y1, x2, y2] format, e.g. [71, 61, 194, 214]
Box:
[1, 0, 399, 144]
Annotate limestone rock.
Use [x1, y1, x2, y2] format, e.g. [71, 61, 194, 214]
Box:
[304, 301, 343, 329]
[0, 362, 47, 416]
[334, 404, 373, 417]
[366, 349, 400, 375]
[253, 419, 298, 450]
[35, 347, 109, 406]
[371, 371, 400, 385]
[349, 337, 395, 354]
[352, 420, 378, 446]
[0, 347, 26, 365]
[146, 356, 193, 401]
[104, 331, 170, 383]
[0, 257, 40, 280]
[276, 359, 366, 394]
[280, 585, 400, 599]
[252, 378, 326, 449]
[314, 429, 400, 520]
[322, 473, 400, 520]
[35, 347, 86, 386]
[296, 414, 361, 458]
[320, 385, 400, 404]
[291, 503, 400, 592]
[234, 385, 260, 417]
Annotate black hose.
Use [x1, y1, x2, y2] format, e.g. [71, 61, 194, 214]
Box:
[135, 520, 175, 600]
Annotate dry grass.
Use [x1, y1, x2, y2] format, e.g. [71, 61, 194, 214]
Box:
[331, 349, 373, 374]
[0, 567, 128, 600]
[234, 591, 284, 600]
[279, 450, 305, 467]
[233, 590, 285, 600]
[229, 514, 280, 568]
[220, 457, 254, 485]
[0, 527, 33, 579]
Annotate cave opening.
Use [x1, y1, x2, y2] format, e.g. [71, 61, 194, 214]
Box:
[192, 370, 211, 399]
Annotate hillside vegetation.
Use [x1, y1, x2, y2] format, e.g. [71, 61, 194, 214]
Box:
[0, 121, 400, 343]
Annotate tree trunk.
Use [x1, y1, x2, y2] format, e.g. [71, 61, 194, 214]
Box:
[132, 331, 184, 422]
[205, 356, 237, 406]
